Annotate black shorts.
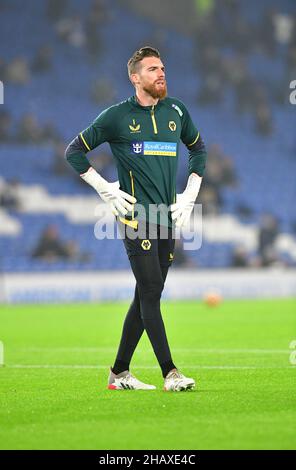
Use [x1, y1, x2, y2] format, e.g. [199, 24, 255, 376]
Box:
[117, 218, 175, 267]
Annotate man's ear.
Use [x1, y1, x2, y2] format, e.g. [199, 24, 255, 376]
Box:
[130, 73, 140, 86]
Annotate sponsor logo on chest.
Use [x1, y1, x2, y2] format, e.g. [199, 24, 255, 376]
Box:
[131, 141, 177, 157]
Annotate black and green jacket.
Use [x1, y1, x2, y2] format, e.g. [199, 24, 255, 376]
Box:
[65, 95, 207, 226]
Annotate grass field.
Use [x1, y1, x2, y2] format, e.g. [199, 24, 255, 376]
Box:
[0, 299, 295, 450]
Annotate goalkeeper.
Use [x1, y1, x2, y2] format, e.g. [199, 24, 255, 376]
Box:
[65, 47, 207, 391]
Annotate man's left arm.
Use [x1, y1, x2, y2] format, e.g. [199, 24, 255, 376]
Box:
[171, 103, 207, 227]
[180, 102, 207, 178]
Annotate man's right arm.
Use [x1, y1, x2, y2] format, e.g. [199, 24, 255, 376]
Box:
[64, 133, 92, 174]
[64, 107, 136, 216]
[65, 108, 111, 175]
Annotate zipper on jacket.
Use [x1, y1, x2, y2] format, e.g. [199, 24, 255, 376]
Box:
[150, 105, 158, 134]
[129, 170, 135, 220]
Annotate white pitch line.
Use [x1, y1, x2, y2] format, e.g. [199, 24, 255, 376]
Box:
[15, 347, 291, 354]
[5, 364, 295, 370]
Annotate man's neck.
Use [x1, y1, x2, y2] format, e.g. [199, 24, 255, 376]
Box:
[135, 90, 159, 107]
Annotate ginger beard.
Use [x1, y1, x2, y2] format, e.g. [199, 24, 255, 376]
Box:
[142, 79, 167, 100]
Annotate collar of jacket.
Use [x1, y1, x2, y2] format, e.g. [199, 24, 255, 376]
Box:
[128, 95, 164, 111]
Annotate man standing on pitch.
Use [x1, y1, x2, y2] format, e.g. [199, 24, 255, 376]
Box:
[65, 47, 207, 391]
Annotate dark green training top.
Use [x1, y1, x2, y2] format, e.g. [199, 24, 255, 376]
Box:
[65, 95, 207, 227]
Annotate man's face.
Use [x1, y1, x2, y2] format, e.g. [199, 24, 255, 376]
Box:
[132, 56, 167, 100]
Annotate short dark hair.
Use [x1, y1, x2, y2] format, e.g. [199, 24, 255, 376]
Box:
[127, 46, 161, 78]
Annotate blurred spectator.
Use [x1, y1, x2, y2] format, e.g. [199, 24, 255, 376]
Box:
[254, 103, 273, 136]
[196, 46, 225, 105]
[203, 158, 221, 192]
[198, 186, 222, 215]
[85, 0, 108, 62]
[197, 73, 224, 105]
[47, 0, 68, 23]
[260, 246, 284, 268]
[17, 113, 44, 143]
[0, 178, 22, 211]
[225, 56, 256, 114]
[287, 45, 296, 81]
[0, 109, 12, 142]
[197, 144, 237, 214]
[258, 8, 277, 56]
[32, 225, 89, 263]
[234, 74, 258, 115]
[231, 16, 254, 53]
[32, 225, 70, 261]
[258, 214, 279, 266]
[32, 46, 53, 74]
[193, 6, 220, 51]
[56, 14, 86, 48]
[206, 144, 237, 188]
[17, 113, 59, 144]
[42, 121, 61, 143]
[32, 225, 68, 261]
[231, 245, 249, 268]
[85, 15, 102, 62]
[211, 0, 240, 47]
[91, 0, 107, 19]
[220, 156, 237, 187]
[5, 57, 31, 85]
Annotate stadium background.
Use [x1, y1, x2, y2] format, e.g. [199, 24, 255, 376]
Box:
[0, 0, 295, 301]
[0, 0, 295, 451]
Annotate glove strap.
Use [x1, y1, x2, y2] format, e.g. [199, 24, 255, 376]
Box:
[80, 167, 108, 194]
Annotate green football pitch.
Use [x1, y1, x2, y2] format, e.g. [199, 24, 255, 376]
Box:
[0, 299, 295, 450]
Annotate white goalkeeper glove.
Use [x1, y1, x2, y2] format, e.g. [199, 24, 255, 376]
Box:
[170, 173, 202, 227]
[80, 167, 136, 216]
